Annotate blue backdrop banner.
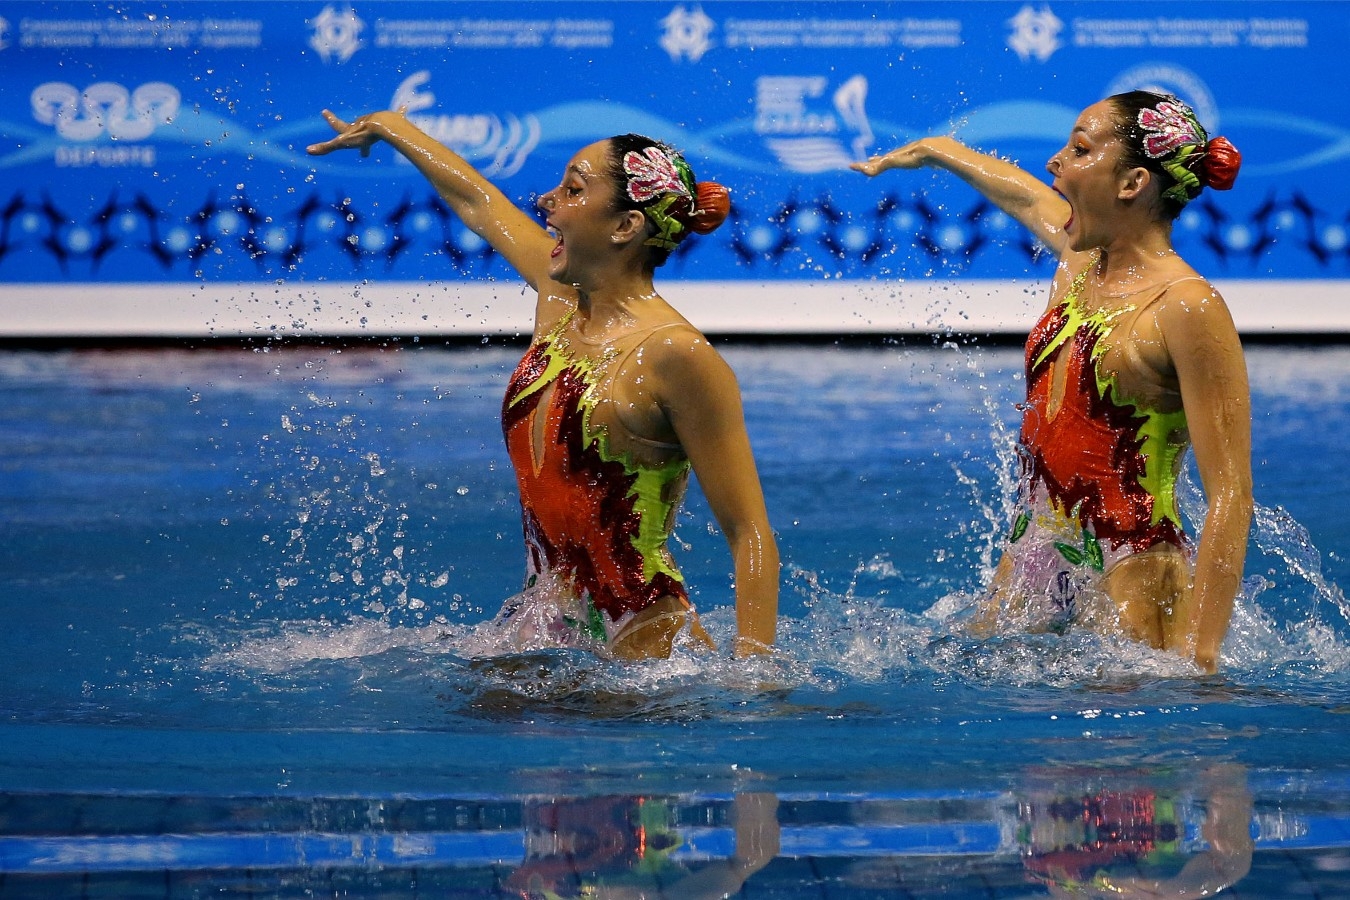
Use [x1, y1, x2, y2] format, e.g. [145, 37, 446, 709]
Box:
[0, 1, 1345, 336]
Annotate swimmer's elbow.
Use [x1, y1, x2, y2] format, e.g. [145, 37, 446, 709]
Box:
[1209, 485, 1254, 533]
[735, 525, 780, 578]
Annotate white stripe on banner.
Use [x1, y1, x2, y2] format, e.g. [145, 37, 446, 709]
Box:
[0, 280, 1343, 338]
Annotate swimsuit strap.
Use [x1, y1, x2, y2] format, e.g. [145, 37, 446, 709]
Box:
[1120, 274, 1210, 313]
[604, 322, 689, 452]
[607, 320, 689, 370]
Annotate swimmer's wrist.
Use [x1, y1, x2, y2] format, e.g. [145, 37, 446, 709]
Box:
[365, 111, 402, 139]
[922, 136, 967, 171]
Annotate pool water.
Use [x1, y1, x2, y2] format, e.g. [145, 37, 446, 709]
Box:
[2, 341, 1349, 898]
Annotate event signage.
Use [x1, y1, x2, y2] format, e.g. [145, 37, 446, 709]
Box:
[0, 2, 1344, 335]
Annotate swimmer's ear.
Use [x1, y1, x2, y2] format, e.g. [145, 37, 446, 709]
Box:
[611, 209, 647, 245]
[1118, 165, 1151, 201]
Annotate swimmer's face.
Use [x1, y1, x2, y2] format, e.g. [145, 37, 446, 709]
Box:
[1046, 101, 1130, 252]
[536, 141, 627, 284]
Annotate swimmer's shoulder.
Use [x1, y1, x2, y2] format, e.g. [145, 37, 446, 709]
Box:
[640, 319, 741, 393]
[1154, 268, 1232, 325]
[1150, 270, 1242, 359]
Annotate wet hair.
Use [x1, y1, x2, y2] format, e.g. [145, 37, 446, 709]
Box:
[1107, 90, 1242, 221]
[605, 133, 730, 267]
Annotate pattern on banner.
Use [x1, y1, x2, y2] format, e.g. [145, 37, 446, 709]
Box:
[391, 72, 539, 177]
[1008, 5, 1064, 62]
[660, 5, 715, 62]
[33, 81, 180, 142]
[310, 4, 363, 63]
[2, 188, 1341, 281]
[757, 75, 873, 173]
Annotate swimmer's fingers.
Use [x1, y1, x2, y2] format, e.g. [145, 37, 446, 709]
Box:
[320, 108, 349, 131]
[306, 109, 379, 157]
[849, 156, 891, 177]
[850, 144, 925, 177]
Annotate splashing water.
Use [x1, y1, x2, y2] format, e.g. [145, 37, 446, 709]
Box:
[191, 342, 1350, 716]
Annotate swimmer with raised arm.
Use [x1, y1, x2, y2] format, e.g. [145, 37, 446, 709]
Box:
[853, 92, 1252, 673]
[309, 111, 778, 660]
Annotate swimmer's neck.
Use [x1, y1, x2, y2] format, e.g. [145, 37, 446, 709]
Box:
[1092, 230, 1179, 285]
[571, 272, 662, 333]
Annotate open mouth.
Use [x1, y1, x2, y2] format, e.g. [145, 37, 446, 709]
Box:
[547, 224, 564, 259]
[1054, 188, 1074, 231]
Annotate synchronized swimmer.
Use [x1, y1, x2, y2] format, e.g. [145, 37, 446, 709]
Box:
[309, 89, 1252, 674]
[854, 91, 1251, 674]
[309, 113, 779, 661]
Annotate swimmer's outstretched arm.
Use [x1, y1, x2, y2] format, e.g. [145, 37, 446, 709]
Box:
[306, 109, 557, 292]
[656, 333, 779, 657]
[1161, 284, 1253, 674]
[852, 137, 1069, 258]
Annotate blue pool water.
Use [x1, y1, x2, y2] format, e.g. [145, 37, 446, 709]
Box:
[2, 341, 1350, 898]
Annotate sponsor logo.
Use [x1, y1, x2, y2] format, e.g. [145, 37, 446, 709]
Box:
[659, 4, 715, 62]
[391, 72, 539, 177]
[755, 74, 873, 173]
[32, 81, 180, 142]
[310, 4, 364, 63]
[1008, 4, 1063, 62]
[0, 16, 10, 51]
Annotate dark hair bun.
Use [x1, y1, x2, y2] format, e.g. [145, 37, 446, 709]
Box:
[688, 182, 730, 234]
[1203, 137, 1242, 191]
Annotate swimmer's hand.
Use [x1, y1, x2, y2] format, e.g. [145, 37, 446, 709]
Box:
[306, 109, 403, 158]
[850, 137, 953, 177]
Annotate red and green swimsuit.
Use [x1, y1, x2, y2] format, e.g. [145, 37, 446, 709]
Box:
[1003, 265, 1192, 619]
[500, 312, 691, 642]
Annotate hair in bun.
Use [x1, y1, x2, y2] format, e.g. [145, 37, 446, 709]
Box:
[1108, 90, 1241, 220]
[688, 182, 730, 234]
[608, 134, 729, 266]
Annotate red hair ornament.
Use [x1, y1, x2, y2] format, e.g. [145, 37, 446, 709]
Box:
[688, 182, 730, 234]
[1202, 137, 1242, 191]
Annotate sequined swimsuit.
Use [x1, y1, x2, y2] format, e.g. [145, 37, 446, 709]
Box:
[501, 311, 691, 637]
[1021, 790, 1186, 891]
[1002, 264, 1193, 618]
[1019, 265, 1191, 554]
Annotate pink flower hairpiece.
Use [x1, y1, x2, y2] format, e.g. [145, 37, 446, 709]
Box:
[622, 147, 690, 204]
[1137, 100, 1204, 159]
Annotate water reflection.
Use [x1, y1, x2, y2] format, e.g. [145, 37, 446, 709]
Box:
[3, 763, 1347, 897]
[1015, 764, 1253, 898]
[505, 793, 778, 899]
[486, 766, 1256, 898]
